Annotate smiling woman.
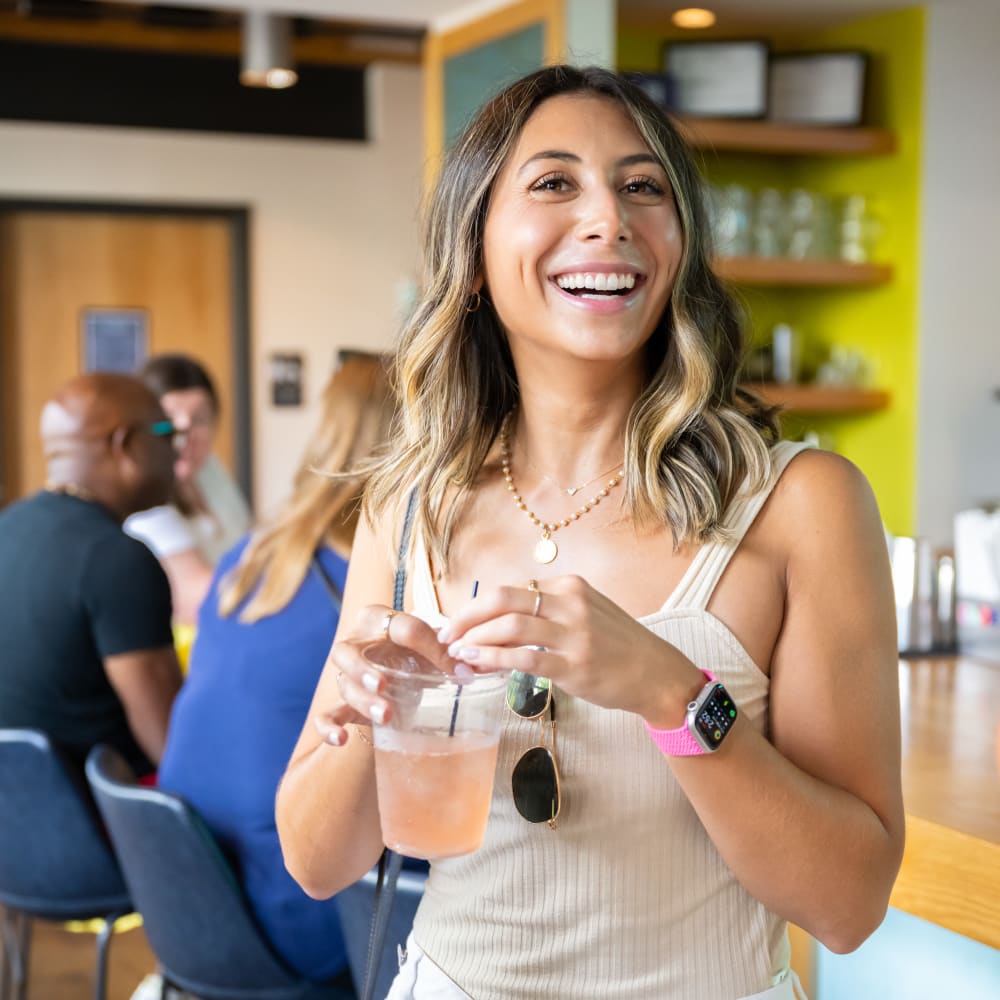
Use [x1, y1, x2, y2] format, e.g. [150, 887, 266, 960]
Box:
[480, 93, 682, 363]
[276, 65, 904, 1000]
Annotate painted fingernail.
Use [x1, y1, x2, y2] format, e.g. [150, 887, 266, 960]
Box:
[362, 671, 381, 694]
[457, 646, 479, 661]
[320, 725, 344, 747]
[437, 626, 452, 643]
[454, 662, 476, 679]
[370, 702, 387, 726]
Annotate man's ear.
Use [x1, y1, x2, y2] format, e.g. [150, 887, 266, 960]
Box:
[109, 425, 132, 455]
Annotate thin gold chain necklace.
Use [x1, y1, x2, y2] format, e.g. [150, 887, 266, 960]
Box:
[531, 458, 625, 497]
[500, 416, 625, 565]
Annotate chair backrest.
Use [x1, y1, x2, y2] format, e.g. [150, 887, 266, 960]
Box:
[0, 728, 130, 920]
[85, 744, 335, 1000]
[335, 865, 426, 1000]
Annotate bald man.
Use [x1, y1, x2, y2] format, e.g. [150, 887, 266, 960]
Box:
[0, 373, 183, 776]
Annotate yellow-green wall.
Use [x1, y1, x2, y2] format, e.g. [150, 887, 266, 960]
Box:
[618, 8, 924, 534]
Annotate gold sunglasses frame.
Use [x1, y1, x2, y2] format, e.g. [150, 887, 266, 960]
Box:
[507, 671, 561, 829]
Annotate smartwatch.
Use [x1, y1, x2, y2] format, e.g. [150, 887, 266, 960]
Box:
[644, 670, 738, 756]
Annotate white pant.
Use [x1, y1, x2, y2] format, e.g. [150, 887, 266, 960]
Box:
[384, 933, 808, 1000]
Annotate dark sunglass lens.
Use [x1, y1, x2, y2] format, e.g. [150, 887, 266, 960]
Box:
[512, 746, 558, 824]
[506, 671, 551, 718]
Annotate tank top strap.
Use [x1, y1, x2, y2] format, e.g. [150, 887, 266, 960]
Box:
[664, 441, 812, 612]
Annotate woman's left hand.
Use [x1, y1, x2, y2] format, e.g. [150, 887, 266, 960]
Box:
[438, 575, 703, 725]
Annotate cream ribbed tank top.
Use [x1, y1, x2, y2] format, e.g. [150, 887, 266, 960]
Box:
[407, 441, 809, 1000]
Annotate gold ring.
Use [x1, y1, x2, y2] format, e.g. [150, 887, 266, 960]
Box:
[527, 579, 542, 617]
[380, 609, 397, 642]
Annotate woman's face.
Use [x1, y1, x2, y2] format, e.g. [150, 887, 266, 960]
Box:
[481, 93, 682, 368]
[159, 387, 217, 483]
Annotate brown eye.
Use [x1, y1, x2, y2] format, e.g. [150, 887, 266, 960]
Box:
[530, 173, 571, 193]
[622, 177, 664, 196]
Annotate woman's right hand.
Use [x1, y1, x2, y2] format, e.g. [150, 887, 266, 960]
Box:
[313, 604, 455, 747]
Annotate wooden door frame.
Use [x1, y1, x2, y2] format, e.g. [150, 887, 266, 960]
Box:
[0, 197, 253, 505]
[422, 0, 565, 187]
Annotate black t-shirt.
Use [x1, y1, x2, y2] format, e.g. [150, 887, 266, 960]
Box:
[0, 491, 173, 775]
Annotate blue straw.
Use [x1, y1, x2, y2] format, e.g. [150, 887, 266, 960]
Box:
[448, 580, 477, 737]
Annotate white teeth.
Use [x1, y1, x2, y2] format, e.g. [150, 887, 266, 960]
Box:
[555, 272, 638, 291]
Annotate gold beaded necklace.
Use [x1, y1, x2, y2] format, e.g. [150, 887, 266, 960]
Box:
[500, 416, 625, 565]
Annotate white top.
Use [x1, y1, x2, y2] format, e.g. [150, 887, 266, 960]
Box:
[407, 440, 810, 1000]
[125, 454, 251, 566]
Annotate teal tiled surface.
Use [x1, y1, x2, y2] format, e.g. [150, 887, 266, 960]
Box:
[815, 907, 1000, 998]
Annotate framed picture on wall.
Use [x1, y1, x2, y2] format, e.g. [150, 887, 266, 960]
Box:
[80, 308, 148, 373]
[269, 352, 304, 407]
[662, 40, 769, 118]
[768, 51, 868, 125]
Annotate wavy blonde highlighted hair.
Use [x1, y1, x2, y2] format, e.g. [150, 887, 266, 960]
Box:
[220, 351, 393, 623]
[366, 65, 779, 569]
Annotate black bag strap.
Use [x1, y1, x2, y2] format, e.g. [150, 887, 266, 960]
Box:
[360, 488, 418, 1000]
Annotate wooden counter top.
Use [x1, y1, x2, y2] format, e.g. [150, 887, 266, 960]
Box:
[890, 655, 1000, 950]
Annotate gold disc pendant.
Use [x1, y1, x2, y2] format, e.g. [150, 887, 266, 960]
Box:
[534, 533, 558, 564]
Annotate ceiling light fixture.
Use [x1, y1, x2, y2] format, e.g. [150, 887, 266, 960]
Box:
[240, 12, 298, 89]
[671, 7, 717, 30]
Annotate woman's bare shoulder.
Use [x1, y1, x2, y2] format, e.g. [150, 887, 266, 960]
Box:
[763, 446, 888, 579]
[772, 446, 879, 521]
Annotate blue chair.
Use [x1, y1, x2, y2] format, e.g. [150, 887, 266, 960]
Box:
[0, 728, 132, 1000]
[335, 862, 426, 1000]
[85, 744, 354, 1000]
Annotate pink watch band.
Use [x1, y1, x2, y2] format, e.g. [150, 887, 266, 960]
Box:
[644, 669, 718, 757]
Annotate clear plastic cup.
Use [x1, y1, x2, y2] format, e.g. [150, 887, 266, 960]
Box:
[362, 641, 507, 860]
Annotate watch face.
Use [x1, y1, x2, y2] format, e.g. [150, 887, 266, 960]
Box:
[693, 683, 738, 750]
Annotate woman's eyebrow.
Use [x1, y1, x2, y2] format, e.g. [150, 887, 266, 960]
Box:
[518, 150, 663, 173]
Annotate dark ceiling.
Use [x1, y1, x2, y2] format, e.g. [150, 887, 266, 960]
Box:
[0, 0, 423, 140]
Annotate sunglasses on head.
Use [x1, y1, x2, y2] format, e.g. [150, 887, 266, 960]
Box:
[507, 670, 561, 829]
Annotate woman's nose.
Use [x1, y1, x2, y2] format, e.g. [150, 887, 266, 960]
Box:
[577, 187, 631, 243]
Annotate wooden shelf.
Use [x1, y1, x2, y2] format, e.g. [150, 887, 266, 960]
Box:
[673, 116, 897, 156]
[715, 256, 892, 287]
[747, 383, 890, 414]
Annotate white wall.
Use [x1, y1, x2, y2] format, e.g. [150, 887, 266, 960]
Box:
[0, 63, 424, 515]
[915, 0, 1000, 545]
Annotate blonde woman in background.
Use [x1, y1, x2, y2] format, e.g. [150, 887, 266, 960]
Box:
[152, 352, 393, 999]
[276, 66, 903, 1000]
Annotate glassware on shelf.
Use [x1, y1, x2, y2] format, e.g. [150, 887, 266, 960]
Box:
[814, 344, 874, 388]
[786, 189, 835, 260]
[709, 183, 884, 265]
[708, 183, 752, 257]
[751, 187, 786, 258]
[771, 323, 803, 383]
[837, 194, 880, 263]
